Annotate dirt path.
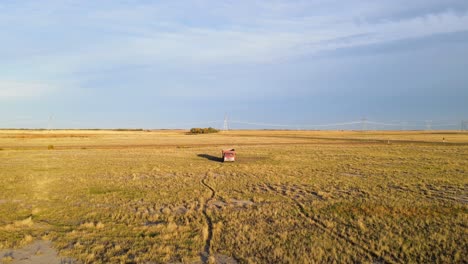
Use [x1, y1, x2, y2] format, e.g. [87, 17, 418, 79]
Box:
[199, 175, 239, 264]
[200, 176, 216, 263]
[263, 183, 400, 264]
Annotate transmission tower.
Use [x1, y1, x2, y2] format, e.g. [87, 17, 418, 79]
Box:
[48, 115, 54, 130]
[462, 120, 468, 131]
[361, 117, 367, 131]
[223, 114, 229, 131]
[400, 121, 407, 131]
[425, 120, 432, 130]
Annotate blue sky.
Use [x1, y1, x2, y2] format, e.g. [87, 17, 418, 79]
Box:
[1, 0, 467, 129]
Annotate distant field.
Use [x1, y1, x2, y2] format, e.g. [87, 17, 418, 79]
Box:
[0, 130, 467, 263]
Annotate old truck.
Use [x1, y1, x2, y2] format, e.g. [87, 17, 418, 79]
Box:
[222, 149, 236, 162]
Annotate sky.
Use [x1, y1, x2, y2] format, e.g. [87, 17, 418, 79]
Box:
[1, 0, 468, 129]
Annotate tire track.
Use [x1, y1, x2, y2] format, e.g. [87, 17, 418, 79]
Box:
[388, 184, 468, 205]
[200, 176, 216, 263]
[263, 183, 400, 264]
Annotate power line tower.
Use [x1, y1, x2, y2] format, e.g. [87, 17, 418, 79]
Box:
[425, 120, 432, 130]
[48, 115, 54, 130]
[361, 117, 367, 131]
[400, 121, 407, 131]
[223, 114, 229, 131]
[462, 120, 468, 131]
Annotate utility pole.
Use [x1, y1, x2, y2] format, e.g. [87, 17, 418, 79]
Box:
[361, 117, 367, 131]
[48, 115, 54, 130]
[425, 120, 432, 131]
[400, 121, 407, 131]
[462, 120, 468, 131]
[223, 114, 229, 131]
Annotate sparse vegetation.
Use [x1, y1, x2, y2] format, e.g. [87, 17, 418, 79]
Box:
[0, 130, 467, 263]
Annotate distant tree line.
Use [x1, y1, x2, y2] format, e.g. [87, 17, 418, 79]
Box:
[189, 127, 219, 134]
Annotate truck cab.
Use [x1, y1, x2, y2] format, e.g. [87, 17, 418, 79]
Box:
[222, 149, 236, 162]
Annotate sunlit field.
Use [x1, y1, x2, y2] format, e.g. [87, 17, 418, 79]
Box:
[0, 130, 467, 263]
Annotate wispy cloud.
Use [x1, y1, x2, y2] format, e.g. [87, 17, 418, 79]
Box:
[0, 80, 58, 99]
[3, 6, 468, 79]
[0, 0, 467, 128]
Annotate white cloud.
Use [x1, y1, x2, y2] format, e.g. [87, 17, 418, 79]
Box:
[75, 11, 468, 67]
[1, 1, 468, 89]
[0, 80, 57, 99]
[8, 9, 467, 77]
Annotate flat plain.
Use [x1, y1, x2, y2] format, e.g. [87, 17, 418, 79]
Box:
[0, 130, 467, 263]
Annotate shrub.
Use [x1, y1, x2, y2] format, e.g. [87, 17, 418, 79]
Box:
[190, 128, 202, 134]
[189, 127, 219, 134]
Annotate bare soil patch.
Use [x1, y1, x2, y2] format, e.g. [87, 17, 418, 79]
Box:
[208, 199, 254, 210]
[0, 241, 78, 264]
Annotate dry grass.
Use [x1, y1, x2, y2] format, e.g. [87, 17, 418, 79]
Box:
[0, 130, 467, 263]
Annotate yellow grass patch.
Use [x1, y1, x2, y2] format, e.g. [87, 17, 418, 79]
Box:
[0, 130, 466, 262]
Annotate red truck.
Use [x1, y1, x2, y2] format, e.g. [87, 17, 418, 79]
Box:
[222, 149, 236, 162]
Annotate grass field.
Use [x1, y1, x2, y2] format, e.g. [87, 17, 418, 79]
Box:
[0, 130, 467, 263]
